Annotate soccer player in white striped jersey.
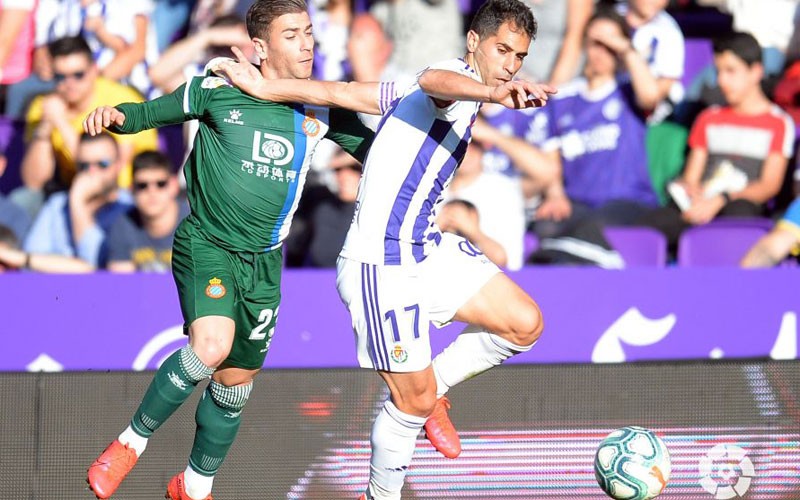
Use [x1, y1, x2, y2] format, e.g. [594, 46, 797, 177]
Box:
[218, 1, 556, 497]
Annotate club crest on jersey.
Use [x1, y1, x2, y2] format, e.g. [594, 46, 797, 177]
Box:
[205, 277, 226, 299]
[252, 131, 295, 166]
[390, 344, 408, 364]
[225, 109, 244, 125]
[302, 110, 321, 137]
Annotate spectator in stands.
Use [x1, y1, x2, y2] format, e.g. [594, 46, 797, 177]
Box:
[521, 0, 594, 86]
[349, 0, 463, 81]
[436, 198, 510, 267]
[18, 36, 156, 213]
[640, 32, 795, 251]
[741, 196, 800, 268]
[0, 153, 31, 242]
[619, 0, 685, 122]
[441, 142, 523, 269]
[33, 0, 158, 95]
[0, 223, 94, 272]
[291, 157, 363, 268]
[23, 132, 132, 269]
[309, 0, 352, 82]
[148, 14, 251, 95]
[0, 0, 37, 111]
[697, 0, 800, 77]
[346, 10, 391, 82]
[530, 8, 660, 244]
[106, 151, 186, 272]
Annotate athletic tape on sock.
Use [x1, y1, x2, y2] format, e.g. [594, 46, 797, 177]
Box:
[179, 345, 215, 382]
[209, 380, 252, 410]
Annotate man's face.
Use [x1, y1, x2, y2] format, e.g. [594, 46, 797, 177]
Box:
[132, 168, 178, 219]
[469, 21, 531, 87]
[75, 138, 120, 192]
[584, 19, 622, 78]
[628, 0, 668, 22]
[257, 12, 315, 79]
[715, 51, 762, 106]
[52, 54, 97, 106]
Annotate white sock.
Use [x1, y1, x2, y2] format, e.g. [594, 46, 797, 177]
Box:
[367, 399, 426, 499]
[432, 325, 535, 397]
[118, 425, 148, 457]
[183, 465, 214, 500]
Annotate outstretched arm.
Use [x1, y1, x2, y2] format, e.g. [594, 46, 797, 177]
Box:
[83, 85, 190, 136]
[215, 48, 383, 114]
[417, 69, 556, 109]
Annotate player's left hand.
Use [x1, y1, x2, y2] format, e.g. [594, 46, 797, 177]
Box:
[490, 80, 556, 110]
[216, 46, 265, 97]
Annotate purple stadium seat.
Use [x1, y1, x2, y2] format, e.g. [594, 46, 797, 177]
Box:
[677, 224, 770, 267]
[523, 231, 539, 261]
[705, 216, 775, 231]
[603, 226, 668, 268]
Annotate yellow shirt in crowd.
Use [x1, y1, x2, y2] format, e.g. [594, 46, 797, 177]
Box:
[25, 77, 158, 189]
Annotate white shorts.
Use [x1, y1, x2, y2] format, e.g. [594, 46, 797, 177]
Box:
[336, 233, 501, 373]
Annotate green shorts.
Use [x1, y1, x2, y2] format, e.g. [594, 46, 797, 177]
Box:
[171, 217, 282, 370]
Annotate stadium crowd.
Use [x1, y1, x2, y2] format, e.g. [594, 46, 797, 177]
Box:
[0, 0, 798, 273]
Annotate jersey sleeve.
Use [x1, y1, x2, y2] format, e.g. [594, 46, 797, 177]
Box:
[112, 74, 223, 134]
[325, 108, 375, 163]
[417, 59, 482, 122]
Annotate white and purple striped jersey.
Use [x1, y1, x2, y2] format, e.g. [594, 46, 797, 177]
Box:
[340, 58, 482, 266]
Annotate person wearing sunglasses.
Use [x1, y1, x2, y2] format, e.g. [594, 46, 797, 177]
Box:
[19, 35, 156, 214]
[23, 131, 132, 269]
[106, 150, 187, 272]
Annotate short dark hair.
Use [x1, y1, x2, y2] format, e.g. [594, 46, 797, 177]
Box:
[585, 6, 632, 41]
[713, 32, 762, 66]
[246, 0, 308, 40]
[48, 36, 93, 62]
[79, 132, 119, 156]
[132, 151, 173, 176]
[469, 0, 537, 41]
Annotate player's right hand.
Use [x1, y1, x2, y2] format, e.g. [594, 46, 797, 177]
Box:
[490, 80, 557, 110]
[83, 106, 125, 136]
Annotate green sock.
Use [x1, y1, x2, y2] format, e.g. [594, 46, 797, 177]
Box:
[188, 381, 252, 476]
[130, 345, 214, 438]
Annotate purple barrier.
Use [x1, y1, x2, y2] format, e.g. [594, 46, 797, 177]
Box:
[1, 268, 797, 371]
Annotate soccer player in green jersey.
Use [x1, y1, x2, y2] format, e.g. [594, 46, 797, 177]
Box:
[83, 1, 373, 499]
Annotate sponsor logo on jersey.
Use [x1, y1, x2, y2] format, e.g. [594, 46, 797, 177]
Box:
[201, 76, 232, 89]
[390, 344, 408, 364]
[302, 110, 321, 137]
[225, 109, 244, 125]
[205, 277, 227, 299]
[252, 131, 295, 166]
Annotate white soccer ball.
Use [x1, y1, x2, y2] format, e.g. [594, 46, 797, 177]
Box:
[594, 426, 671, 500]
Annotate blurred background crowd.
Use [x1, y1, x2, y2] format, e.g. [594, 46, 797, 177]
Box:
[0, 0, 799, 273]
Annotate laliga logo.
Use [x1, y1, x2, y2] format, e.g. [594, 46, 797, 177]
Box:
[699, 444, 754, 499]
[592, 309, 797, 363]
[592, 308, 676, 363]
[132, 325, 185, 370]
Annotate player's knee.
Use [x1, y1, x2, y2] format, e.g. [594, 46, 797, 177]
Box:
[508, 301, 544, 347]
[190, 338, 232, 368]
[209, 379, 253, 412]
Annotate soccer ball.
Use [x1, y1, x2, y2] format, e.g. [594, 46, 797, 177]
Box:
[594, 426, 671, 500]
